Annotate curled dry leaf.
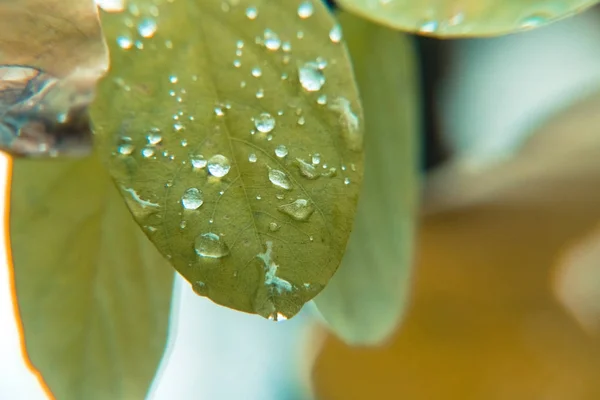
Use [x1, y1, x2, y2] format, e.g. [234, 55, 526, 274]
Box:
[92, 0, 364, 320]
[337, 0, 599, 37]
[313, 12, 419, 345]
[10, 155, 174, 400]
[0, 0, 108, 157]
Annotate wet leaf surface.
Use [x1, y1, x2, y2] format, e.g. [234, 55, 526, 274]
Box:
[338, 0, 599, 37]
[92, 0, 364, 320]
[314, 11, 419, 345]
[10, 155, 174, 400]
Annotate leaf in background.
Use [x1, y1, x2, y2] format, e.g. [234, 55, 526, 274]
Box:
[92, 0, 364, 320]
[9, 155, 174, 400]
[313, 12, 419, 345]
[337, 0, 599, 37]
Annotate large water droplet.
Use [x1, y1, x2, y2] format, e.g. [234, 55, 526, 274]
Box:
[207, 154, 231, 177]
[295, 158, 319, 179]
[248, 153, 257, 163]
[137, 18, 157, 38]
[181, 187, 204, 210]
[298, 61, 325, 92]
[255, 112, 275, 133]
[277, 199, 314, 221]
[269, 169, 293, 190]
[147, 131, 162, 145]
[297, 1, 314, 18]
[195, 232, 230, 259]
[274, 145, 288, 158]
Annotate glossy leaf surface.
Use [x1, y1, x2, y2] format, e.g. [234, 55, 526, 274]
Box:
[92, 0, 364, 319]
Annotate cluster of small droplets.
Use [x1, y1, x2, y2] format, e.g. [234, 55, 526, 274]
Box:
[115, 4, 161, 50]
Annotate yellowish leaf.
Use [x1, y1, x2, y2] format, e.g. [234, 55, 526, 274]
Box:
[92, 0, 364, 320]
[9, 155, 174, 400]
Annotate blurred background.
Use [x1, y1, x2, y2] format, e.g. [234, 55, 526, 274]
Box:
[2, 2, 600, 399]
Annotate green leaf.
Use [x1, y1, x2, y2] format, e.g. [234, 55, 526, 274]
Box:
[337, 0, 599, 37]
[10, 155, 174, 400]
[92, 0, 364, 320]
[314, 12, 419, 345]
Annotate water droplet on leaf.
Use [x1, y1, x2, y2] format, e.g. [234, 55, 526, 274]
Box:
[269, 169, 293, 190]
[298, 1, 314, 19]
[263, 29, 281, 51]
[295, 158, 319, 179]
[329, 24, 342, 43]
[298, 61, 325, 92]
[118, 143, 135, 155]
[195, 232, 229, 259]
[274, 145, 288, 158]
[246, 6, 258, 20]
[141, 147, 155, 158]
[255, 112, 275, 133]
[138, 18, 157, 38]
[191, 155, 207, 169]
[117, 35, 133, 49]
[207, 154, 231, 177]
[277, 199, 314, 221]
[181, 188, 204, 210]
[147, 131, 162, 145]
